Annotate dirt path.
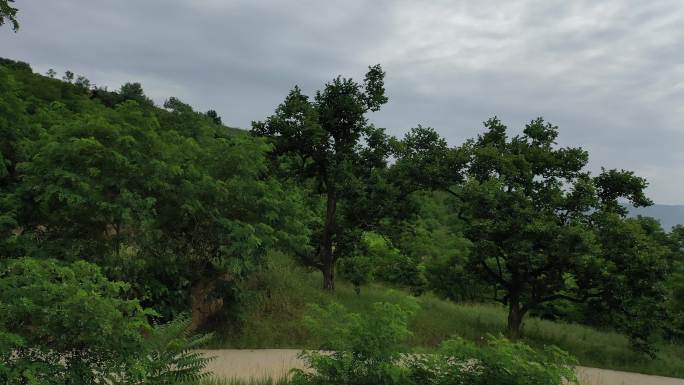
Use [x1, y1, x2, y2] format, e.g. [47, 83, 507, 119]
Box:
[575, 366, 684, 385]
[198, 349, 684, 385]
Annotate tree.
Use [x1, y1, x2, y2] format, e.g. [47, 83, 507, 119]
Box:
[75, 75, 91, 89]
[0, 0, 18, 32]
[252, 65, 390, 290]
[15, 101, 163, 263]
[421, 117, 661, 340]
[590, 215, 671, 355]
[120, 82, 153, 105]
[206, 109, 222, 125]
[361, 231, 428, 295]
[62, 70, 74, 83]
[392, 192, 480, 301]
[664, 225, 684, 342]
[464, 118, 665, 340]
[0, 66, 28, 258]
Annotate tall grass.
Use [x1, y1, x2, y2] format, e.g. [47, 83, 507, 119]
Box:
[208, 252, 684, 378]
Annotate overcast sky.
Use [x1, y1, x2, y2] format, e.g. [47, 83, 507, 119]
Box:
[3, 1, 683, 204]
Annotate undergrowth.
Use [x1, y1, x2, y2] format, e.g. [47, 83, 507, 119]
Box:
[207, 252, 684, 378]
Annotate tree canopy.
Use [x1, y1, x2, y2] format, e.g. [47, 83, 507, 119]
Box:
[394, 117, 670, 349]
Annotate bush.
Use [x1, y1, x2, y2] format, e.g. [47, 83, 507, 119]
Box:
[0, 257, 152, 384]
[292, 296, 418, 385]
[122, 315, 214, 385]
[0, 258, 213, 384]
[338, 255, 373, 295]
[292, 297, 578, 385]
[409, 335, 578, 385]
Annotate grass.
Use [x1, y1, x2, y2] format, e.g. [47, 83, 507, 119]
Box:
[206, 252, 684, 378]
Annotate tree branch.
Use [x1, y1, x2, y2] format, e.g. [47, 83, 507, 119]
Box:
[480, 260, 509, 288]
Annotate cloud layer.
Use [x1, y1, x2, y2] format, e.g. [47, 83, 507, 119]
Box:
[3, 0, 683, 203]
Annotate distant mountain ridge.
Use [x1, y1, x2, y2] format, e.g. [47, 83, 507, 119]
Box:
[626, 204, 684, 230]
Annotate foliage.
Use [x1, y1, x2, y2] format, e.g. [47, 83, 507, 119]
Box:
[664, 225, 684, 342]
[0, 0, 18, 32]
[292, 298, 418, 385]
[0, 257, 152, 384]
[0, 58, 312, 327]
[386, 192, 478, 300]
[410, 335, 577, 385]
[252, 65, 393, 290]
[123, 315, 214, 385]
[338, 255, 373, 295]
[389, 125, 465, 195]
[590, 215, 671, 356]
[292, 297, 576, 385]
[212, 253, 684, 378]
[394, 117, 667, 350]
[336, 231, 430, 295]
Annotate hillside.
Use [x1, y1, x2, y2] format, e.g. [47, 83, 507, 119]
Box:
[2, 55, 683, 383]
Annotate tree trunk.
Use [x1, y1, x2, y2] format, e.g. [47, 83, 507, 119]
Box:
[322, 261, 335, 291]
[320, 188, 337, 291]
[507, 299, 525, 339]
[189, 277, 224, 331]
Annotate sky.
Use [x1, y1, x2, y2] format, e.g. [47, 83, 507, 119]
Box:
[2, 1, 683, 204]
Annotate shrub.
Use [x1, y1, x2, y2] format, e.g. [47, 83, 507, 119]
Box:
[338, 255, 373, 295]
[292, 296, 578, 385]
[0, 258, 213, 384]
[120, 315, 214, 385]
[409, 335, 578, 385]
[292, 296, 418, 385]
[0, 257, 152, 384]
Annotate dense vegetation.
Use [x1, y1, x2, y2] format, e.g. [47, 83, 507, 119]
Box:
[1, 50, 684, 383]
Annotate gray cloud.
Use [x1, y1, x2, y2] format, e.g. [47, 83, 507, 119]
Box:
[2, 0, 683, 203]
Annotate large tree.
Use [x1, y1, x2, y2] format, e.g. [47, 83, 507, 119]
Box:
[396, 118, 667, 343]
[252, 65, 390, 290]
[457, 117, 667, 340]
